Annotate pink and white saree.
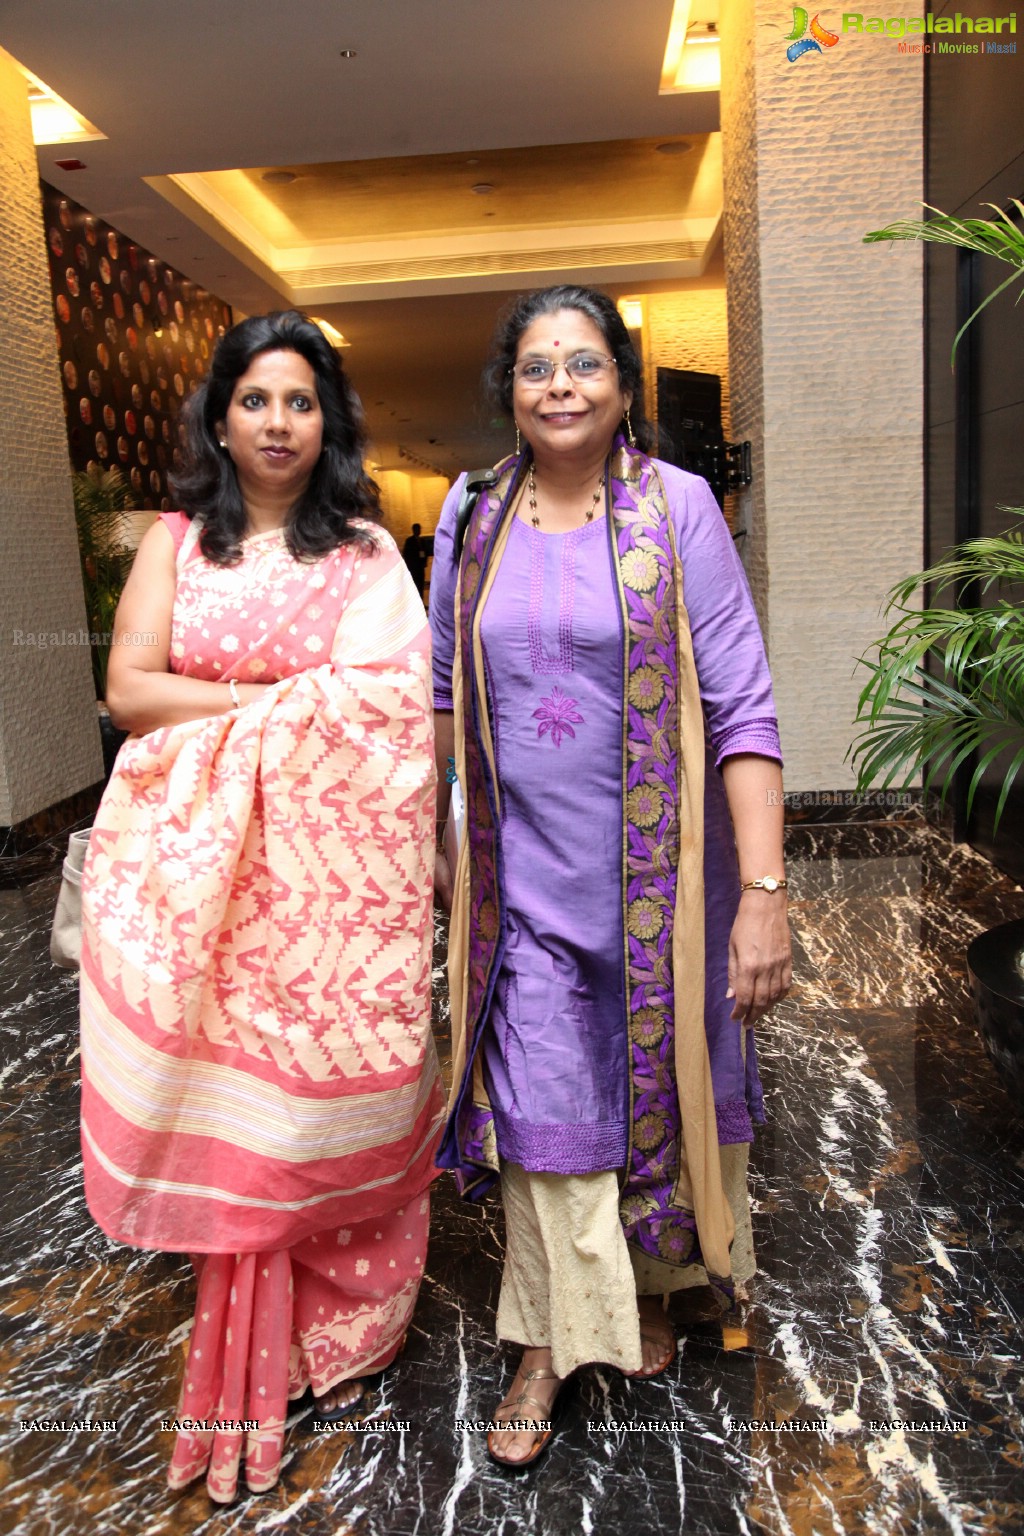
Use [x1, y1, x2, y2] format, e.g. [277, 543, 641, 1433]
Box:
[80, 515, 444, 1499]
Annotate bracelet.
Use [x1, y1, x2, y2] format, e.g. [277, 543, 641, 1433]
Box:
[229, 679, 241, 709]
[739, 876, 788, 893]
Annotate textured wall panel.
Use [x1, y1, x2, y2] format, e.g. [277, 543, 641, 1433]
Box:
[721, 0, 770, 637]
[721, 0, 924, 789]
[0, 46, 102, 824]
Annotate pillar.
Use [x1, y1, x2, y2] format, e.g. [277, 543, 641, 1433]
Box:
[0, 44, 102, 840]
[720, 1, 924, 791]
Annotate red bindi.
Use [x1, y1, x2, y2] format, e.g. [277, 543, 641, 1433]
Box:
[553, 340, 560, 347]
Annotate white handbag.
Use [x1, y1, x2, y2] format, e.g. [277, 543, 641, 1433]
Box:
[49, 827, 92, 969]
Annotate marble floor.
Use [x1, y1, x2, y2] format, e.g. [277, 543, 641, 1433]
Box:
[1, 817, 1023, 1536]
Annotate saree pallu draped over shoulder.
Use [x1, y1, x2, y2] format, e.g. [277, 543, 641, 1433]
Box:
[441, 440, 735, 1298]
[79, 526, 445, 1499]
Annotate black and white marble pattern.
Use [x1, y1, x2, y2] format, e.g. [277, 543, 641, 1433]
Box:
[1, 820, 1022, 1535]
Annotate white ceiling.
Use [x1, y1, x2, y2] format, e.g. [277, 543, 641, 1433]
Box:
[1, 0, 722, 476]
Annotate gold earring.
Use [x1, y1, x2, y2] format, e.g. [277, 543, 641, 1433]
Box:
[625, 408, 636, 449]
[515, 423, 521, 456]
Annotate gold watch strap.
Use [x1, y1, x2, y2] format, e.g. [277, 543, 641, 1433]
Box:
[739, 876, 788, 893]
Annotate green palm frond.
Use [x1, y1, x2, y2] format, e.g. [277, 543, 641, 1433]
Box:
[850, 511, 1024, 834]
[864, 201, 1024, 362]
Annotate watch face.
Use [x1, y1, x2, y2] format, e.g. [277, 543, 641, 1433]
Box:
[762, 877, 779, 892]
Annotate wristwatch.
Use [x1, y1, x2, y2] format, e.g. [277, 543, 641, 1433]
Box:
[739, 876, 788, 893]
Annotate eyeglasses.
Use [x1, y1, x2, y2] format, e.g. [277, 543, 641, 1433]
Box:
[510, 352, 617, 388]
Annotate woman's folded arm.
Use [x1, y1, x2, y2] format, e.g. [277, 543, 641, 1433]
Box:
[105, 521, 269, 733]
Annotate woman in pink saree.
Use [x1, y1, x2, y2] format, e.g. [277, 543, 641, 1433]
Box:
[80, 311, 444, 1501]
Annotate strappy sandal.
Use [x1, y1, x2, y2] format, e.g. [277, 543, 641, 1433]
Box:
[486, 1364, 561, 1469]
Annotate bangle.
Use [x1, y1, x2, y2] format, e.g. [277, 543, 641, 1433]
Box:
[739, 876, 788, 893]
[229, 679, 241, 709]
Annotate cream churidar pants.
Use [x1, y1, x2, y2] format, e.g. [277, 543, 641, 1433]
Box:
[497, 1147, 755, 1379]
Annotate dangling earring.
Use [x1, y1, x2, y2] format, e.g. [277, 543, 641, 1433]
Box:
[625, 408, 636, 449]
[515, 422, 521, 456]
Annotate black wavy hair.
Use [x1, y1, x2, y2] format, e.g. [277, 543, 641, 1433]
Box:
[482, 284, 656, 453]
[169, 309, 380, 564]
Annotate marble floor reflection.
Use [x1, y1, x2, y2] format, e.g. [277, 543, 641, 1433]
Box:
[1, 818, 1023, 1535]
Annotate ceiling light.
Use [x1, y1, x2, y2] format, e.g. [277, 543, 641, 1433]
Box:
[311, 317, 351, 349]
[617, 299, 644, 330]
[470, 182, 495, 195]
[339, 49, 357, 58]
[660, 1, 721, 93]
[22, 67, 105, 145]
[655, 140, 693, 155]
[262, 170, 298, 185]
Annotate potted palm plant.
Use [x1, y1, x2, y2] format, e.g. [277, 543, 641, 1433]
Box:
[849, 515, 1024, 835]
[851, 201, 1024, 1105]
[72, 464, 138, 774]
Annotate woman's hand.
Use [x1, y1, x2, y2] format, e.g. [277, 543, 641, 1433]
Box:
[434, 848, 454, 914]
[726, 891, 792, 1025]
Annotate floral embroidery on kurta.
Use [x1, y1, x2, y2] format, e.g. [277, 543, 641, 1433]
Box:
[533, 685, 585, 746]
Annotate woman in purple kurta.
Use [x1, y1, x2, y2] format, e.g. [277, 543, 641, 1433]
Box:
[430, 285, 791, 1467]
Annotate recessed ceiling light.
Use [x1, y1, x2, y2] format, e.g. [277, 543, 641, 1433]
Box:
[471, 182, 495, 195]
[262, 170, 298, 185]
[655, 140, 693, 155]
[21, 67, 105, 145]
[339, 48, 357, 58]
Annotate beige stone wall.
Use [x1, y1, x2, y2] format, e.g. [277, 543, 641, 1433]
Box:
[720, 0, 924, 790]
[0, 45, 102, 824]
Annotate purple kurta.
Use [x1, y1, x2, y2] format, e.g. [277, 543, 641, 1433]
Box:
[430, 459, 780, 1177]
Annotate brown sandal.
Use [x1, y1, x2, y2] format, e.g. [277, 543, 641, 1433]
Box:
[625, 1326, 677, 1379]
[312, 1378, 365, 1422]
[486, 1364, 561, 1468]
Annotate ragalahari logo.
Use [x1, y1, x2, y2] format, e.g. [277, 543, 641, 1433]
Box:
[786, 6, 841, 58]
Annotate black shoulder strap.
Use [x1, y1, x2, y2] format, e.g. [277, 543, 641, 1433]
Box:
[454, 468, 498, 560]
